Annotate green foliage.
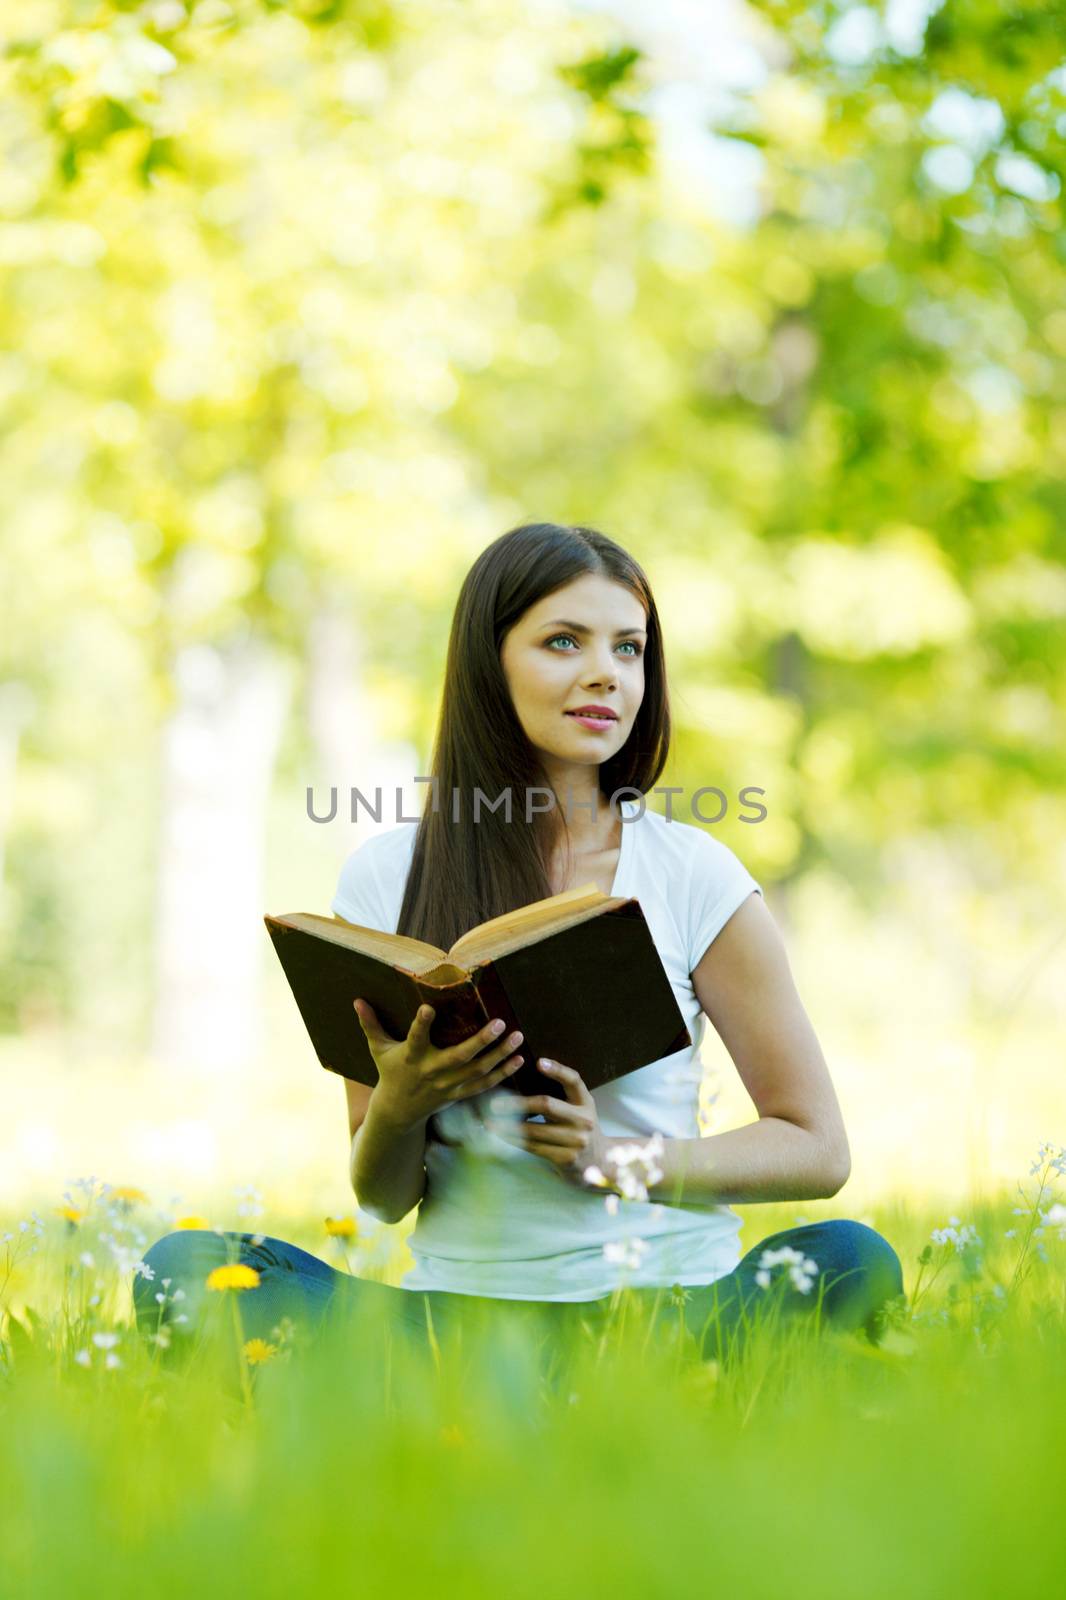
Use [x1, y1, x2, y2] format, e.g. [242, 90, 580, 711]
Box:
[2, 1158, 1066, 1596]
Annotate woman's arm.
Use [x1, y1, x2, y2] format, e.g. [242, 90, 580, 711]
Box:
[350, 1088, 429, 1224]
[486, 894, 852, 1204]
[641, 892, 851, 1205]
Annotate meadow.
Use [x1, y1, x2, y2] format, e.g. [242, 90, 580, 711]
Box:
[2, 1143, 1064, 1599]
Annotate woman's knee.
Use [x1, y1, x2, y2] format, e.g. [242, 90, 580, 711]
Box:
[134, 1228, 230, 1323]
[822, 1220, 904, 1297]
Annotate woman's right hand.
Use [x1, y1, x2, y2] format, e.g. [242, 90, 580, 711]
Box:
[353, 998, 524, 1130]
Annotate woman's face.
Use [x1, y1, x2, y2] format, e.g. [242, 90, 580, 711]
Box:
[499, 572, 647, 779]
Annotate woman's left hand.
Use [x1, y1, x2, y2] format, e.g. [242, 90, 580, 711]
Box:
[483, 1059, 611, 1186]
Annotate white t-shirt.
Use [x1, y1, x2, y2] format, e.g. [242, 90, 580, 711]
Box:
[332, 799, 763, 1301]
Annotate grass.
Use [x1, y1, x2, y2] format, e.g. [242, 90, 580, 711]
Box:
[2, 1146, 1065, 1599]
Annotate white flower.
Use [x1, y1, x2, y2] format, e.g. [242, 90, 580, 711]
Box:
[104, 1353, 122, 1370]
[604, 1132, 665, 1203]
[604, 1193, 620, 1216]
[582, 1165, 608, 1188]
[931, 1221, 981, 1252]
[79, 1251, 95, 1268]
[755, 1246, 820, 1295]
[74, 1349, 92, 1368]
[603, 1237, 650, 1272]
[91, 1331, 120, 1350]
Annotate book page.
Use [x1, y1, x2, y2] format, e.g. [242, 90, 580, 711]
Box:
[448, 887, 630, 967]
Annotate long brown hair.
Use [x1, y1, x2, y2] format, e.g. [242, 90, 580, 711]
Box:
[397, 522, 671, 950]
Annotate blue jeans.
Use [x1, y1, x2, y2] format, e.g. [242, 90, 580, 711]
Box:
[134, 1218, 904, 1373]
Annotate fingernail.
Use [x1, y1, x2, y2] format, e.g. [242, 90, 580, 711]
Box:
[539, 1058, 553, 1069]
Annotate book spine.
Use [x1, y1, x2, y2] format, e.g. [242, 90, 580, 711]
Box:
[468, 963, 520, 1040]
[412, 976, 492, 1051]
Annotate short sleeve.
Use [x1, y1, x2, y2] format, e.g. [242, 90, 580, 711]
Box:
[686, 828, 763, 973]
[331, 838, 391, 933]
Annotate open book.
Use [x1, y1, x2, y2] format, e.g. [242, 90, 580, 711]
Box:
[264, 882, 691, 1099]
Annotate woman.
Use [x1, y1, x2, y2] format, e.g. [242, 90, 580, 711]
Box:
[136, 522, 903, 1370]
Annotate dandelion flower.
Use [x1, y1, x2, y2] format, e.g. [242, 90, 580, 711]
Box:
[111, 1187, 150, 1205]
[176, 1215, 212, 1230]
[324, 1216, 358, 1238]
[205, 1263, 261, 1291]
[56, 1206, 85, 1225]
[243, 1338, 278, 1365]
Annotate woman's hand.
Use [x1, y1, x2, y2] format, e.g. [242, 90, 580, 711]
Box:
[353, 999, 524, 1132]
[484, 1059, 611, 1186]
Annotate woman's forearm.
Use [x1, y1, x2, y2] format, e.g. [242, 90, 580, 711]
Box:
[614, 1117, 850, 1207]
[350, 1091, 429, 1223]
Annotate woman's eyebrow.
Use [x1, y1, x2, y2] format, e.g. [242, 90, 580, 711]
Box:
[539, 618, 648, 637]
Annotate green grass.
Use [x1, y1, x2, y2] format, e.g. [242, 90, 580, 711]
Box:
[2, 1150, 1065, 1599]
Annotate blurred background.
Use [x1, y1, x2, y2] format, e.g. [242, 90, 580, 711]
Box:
[2, 0, 1063, 1236]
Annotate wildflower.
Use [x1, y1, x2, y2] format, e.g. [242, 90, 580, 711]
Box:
[56, 1206, 85, 1225]
[754, 1246, 819, 1294]
[931, 1221, 981, 1251]
[604, 1132, 665, 1203]
[325, 1216, 358, 1238]
[79, 1251, 95, 1268]
[105, 1353, 122, 1370]
[1029, 1142, 1066, 1178]
[243, 1337, 278, 1364]
[1045, 1203, 1066, 1240]
[91, 1331, 120, 1350]
[205, 1263, 261, 1291]
[74, 1349, 92, 1368]
[603, 1237, 651, 1271]
[150, 1326, 172, 1350]
[233, 1184, 265, 1220]
[111, 1186, 150, 1205]
[582, 1165, 609, 1188]
[176, 1214, 212, 1230]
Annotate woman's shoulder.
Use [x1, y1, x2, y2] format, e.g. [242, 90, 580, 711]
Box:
[332, 823, 418, 926]
[632, 802, 761, 904]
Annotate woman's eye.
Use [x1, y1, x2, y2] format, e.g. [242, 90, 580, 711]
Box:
[546, 634, 642, 656]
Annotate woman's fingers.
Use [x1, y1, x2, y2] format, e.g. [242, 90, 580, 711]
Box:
[537, 1060, 592, 1105]
[491, 1121, 588, 1149]
[502, 1093, 587, 1125]
[452, 1054, 523, 1099]
[353, 998, 393, 1044]
[467, 1019, 520, 1063]
[406, 1003, 436, 1049]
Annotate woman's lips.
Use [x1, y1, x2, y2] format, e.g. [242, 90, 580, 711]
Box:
[564, 712, 617, 730]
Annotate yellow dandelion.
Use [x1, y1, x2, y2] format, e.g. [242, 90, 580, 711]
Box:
[111, 1186, 150, 1205]
[56, 1205, 85, 1225]
[324, 1216, 358, 1238]
[205, 1263, 261, 1291]
[175, 1215, 212, 1230]
[243, 1337, 278, 1365]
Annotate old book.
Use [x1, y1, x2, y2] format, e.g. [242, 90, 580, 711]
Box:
[264, 883, 691, 1100]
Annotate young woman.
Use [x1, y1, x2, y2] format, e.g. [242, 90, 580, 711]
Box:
[136, 522, 903, 1367]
